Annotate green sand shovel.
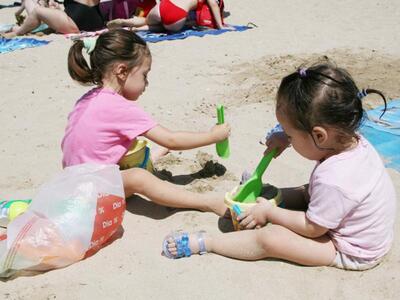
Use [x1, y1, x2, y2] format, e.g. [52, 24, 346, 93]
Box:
[216, 105, 230, 159]
[233, 148, 277, 203]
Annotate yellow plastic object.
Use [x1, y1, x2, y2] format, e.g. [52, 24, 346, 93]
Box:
[8, 202, 30, 221]
[118, 140, 154, 172]
[224, 185, 281, 231]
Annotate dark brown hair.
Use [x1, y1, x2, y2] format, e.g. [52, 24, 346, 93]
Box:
[276, 61, 387, 142]
[68, 29, 150, 85]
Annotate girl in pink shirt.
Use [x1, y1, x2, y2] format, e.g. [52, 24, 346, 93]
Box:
[63, 29, 230, 216]
[163, 62, 396, 271]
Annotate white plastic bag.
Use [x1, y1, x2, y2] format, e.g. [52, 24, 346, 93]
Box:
[0, 163, 125, 279]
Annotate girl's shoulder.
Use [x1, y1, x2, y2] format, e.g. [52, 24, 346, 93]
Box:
[92, 88, 137, 106]
[313, 135, 386, 196]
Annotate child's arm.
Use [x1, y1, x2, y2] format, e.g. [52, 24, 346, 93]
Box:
[206, 0, 224, 29]
[143, 123, 230, 150]
[239, 198, 328, 238]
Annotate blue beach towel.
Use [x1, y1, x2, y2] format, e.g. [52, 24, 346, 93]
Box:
[360, 100, 400, 171]
[66, 24, 252, 41]
[136, 25, 251, 43]
[0, 37, 50, 54]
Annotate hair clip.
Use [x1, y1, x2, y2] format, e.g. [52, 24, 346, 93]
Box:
[357, 89, 368, 100]
[83, 37, 97, 54]
[299, 68, 307, 78]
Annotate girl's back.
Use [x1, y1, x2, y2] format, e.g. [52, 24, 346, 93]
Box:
[307, 135, 396, 260]
[62, 88, 156, 167]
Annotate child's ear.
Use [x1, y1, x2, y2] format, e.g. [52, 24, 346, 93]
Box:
[311, 126, 328, 146]
[114, 63, 129, 80]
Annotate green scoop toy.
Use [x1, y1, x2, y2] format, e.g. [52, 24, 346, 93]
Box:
[233, 148, 277, 203]
[216, 105, 230, 159]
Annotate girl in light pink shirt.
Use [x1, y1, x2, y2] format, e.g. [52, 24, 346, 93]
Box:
[163, 62, 396, 271]
[63, 29, 231, 216]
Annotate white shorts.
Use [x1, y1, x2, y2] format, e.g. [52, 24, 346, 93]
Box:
[330, 252, 383, 271]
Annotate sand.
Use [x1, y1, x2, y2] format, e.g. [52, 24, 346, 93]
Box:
[0, 0, 399, 299]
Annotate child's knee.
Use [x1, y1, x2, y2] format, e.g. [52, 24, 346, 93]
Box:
[255, 225, 285, 252]
[121, 168, 149, 195]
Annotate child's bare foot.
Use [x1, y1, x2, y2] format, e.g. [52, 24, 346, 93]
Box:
[162, 231, 209, 258]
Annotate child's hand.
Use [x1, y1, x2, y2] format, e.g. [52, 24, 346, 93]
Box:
[263, 131, 291, 158]
[222, 24, 235, 31]
[237, 197, 273, 229]
[211, 123, 231, 142]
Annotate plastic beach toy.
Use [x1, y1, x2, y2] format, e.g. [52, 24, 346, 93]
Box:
[233, 148, 277, 203]
[225, 185, 281, 230]
[118, 139, 154, 172]
[0, 199, 32, 227]
[215, 105, 230, 158]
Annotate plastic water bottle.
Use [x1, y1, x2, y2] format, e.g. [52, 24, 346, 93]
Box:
[0, 199, 31, 227]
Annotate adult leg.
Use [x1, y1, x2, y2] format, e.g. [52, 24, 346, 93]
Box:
[23, 0, 39, 14]
[14, 6, 78, 35]
[107, 16, 147, 29]
[107, 4, 161, 29]
[163, 18, 186, 32]
[165, 224, 336, 266]
[130, 4, 164, 31]
[121, 168, 226, 215]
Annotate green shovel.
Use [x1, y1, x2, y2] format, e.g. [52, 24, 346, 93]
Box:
[233, 148, 277, 203]
[216, 105, 230, 159]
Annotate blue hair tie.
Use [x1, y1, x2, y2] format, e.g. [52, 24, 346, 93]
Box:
[83, 37, 97, 54]
[299, 68, 307, 78]
[357, 89, 368, 100]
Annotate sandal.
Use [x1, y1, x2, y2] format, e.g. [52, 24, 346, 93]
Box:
[162, 230, 207, 259]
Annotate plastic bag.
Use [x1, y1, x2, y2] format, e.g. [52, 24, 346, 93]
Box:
[0, 164, 125, 279]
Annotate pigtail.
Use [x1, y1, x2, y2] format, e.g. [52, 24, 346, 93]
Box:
[364, 88, 388, 118]
[67, 40, 95, 85]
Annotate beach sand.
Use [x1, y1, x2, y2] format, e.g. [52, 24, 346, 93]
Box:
[0, 0, 399, 298]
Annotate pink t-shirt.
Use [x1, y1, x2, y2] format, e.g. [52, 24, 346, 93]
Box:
[62, 88, 157, 167]
[306, 136, 396, 260]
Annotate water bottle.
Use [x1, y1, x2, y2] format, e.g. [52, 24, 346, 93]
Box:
[0, 199, 31, 227]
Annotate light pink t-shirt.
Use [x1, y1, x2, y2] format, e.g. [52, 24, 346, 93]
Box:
[62, 88, 157, 167]
[306, 136, 396, 260]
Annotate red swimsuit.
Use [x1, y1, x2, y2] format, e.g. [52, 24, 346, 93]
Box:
[159, 0, 189, 26]
[159, 0, 222, 28]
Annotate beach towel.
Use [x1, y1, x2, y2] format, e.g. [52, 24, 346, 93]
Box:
[0, 24, 14, 34]
[0, 37, 50, 54]
[0, 2, 20, 9]
[360, 100, 400, 171]
[136, 25, 250, 42]
[65, 25, 252, 42]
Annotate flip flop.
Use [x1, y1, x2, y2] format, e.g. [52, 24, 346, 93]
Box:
[162, 230, 207, 259]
